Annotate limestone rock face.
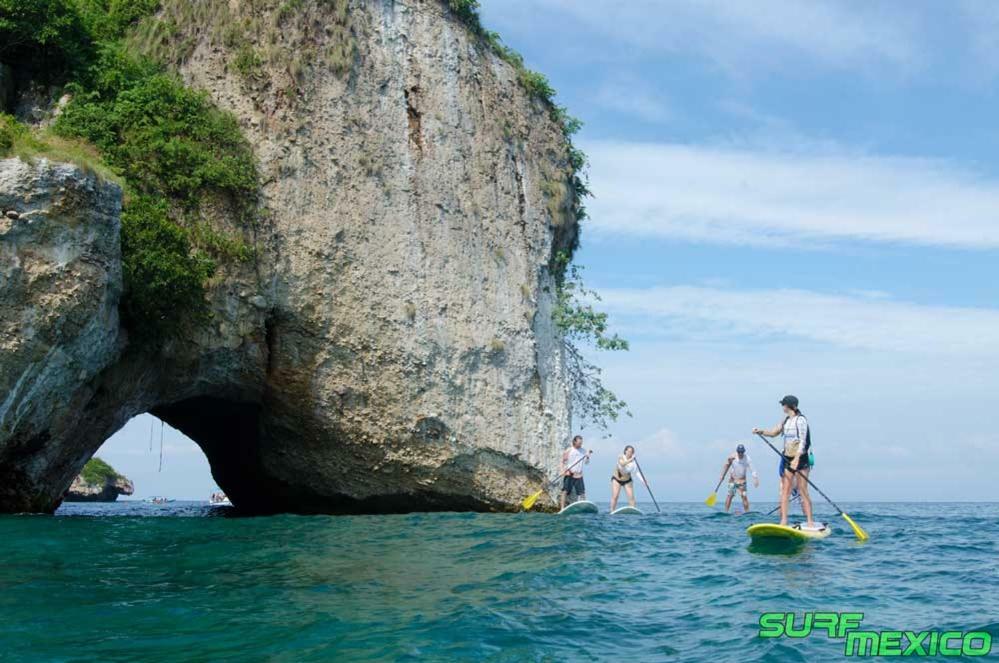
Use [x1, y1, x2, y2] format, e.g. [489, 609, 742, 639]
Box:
[0, 1, 575, 514]
[0, 159, 123, 512]
[65, 471, 134, 502]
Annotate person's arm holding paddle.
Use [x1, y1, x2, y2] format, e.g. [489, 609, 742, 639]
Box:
[752, 422, 782, 438]
[706, 456, 733, 507]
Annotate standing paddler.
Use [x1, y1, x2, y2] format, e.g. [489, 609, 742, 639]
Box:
[560, 435, 591, 509]
[717, 444, 758, 513]
[753, 395, 815, 528]
[609, 445, 646, 512]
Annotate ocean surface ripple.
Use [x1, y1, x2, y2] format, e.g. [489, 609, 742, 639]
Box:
[1, 502, 996, 662]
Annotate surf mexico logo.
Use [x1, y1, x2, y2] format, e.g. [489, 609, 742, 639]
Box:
[758, 612, 993, 657]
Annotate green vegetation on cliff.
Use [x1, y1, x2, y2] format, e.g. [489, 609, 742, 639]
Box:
[1, 0, 258, 342]
[0, 113, 120, 181]
[79, 456, 122, 485]
[0, 0, 94, 81]
[4, 0, 623, 427]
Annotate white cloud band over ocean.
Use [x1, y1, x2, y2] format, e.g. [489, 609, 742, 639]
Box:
[595, 285, 999, 356]
[585, 141, 999, 249]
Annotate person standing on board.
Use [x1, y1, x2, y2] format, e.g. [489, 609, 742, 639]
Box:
[609, 445, 645, 512]
[560, 435, 591, 509]
[717, 444, 758, 513]
[753, 395, 815, 528]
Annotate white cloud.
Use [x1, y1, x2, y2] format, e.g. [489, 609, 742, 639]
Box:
[492, 0, 919, 74]
[583, 140, 999, 249]
[596, 285, 999, 355]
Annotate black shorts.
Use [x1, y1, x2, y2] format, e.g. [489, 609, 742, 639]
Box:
[612, 475, 632, 486]
[783, 454, 811, 472]
[562, 476, 585, 495]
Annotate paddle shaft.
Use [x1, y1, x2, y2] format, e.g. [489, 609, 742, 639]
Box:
[547, 451, 591, 486]
[767, 492, 800, 516]
[755, 433, 848, 515]
[633, 458, 661, 512]
[711, 461, 731, 494]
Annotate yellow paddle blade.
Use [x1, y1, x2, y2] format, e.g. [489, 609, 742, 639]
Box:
[521, 489, 544, 511]
[705, 492, 717, 507]
[841, 512, 869, 541]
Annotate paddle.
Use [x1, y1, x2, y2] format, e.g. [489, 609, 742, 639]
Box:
[633, 458, 660, 513]
[755, 433, 869, 541]
[766, 491, 800, 516]
[705, 459, 732, 507]
[521, 450, 592, 511]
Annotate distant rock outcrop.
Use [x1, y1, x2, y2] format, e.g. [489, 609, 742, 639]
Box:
[64, 457, 133, 502]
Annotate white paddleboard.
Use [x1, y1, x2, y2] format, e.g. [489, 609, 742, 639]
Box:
[611, 506, 643, 515]
[558, 500, 599, 515]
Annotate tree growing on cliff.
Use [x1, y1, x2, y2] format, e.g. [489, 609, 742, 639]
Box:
[553, 254, 630, 430]
[0, 0, 93, 81]
[80, 456, 122, 485]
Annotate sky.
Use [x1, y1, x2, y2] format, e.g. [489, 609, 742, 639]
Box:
[96, 1, 999, 503]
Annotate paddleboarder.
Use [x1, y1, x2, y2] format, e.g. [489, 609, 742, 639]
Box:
[753, 395, 815, 528]
[609, 445, 645, 512]
[717, 444, 758, 513]
[560, 435, 591, 509]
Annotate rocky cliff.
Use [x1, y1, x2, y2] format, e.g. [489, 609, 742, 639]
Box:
[64, 457, 134, 502]
[0, 0, 577, 514]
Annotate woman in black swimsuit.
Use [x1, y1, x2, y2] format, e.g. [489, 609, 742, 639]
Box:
[609, 445, 641, 512]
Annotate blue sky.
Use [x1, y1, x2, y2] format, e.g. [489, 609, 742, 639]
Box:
[97, 1, 999, 503]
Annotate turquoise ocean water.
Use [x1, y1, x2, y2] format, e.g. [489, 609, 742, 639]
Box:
[1, 502, 996, 661]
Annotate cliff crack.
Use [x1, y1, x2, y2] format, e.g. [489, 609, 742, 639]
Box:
[404, 86, 423, 156]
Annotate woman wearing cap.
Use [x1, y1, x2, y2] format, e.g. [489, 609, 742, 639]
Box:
[753, 395, 814, 528]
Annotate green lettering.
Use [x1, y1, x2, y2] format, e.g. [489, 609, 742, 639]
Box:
[902, 631, 928, 655]
[785, 613, 813, 638]
[838, 612, 865, 637]
[813, 612, 839, 638]
[962, 632, 992, 657]
[758, 612, 786, 638]
[879, 631, 903, 656]
[928, 631, 938, 656]
[846, 631, 878, 656]
[940, 631, 963, 656]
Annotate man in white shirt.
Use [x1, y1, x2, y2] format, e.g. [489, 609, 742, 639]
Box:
[718, 444, 758, 513]
[560, 435, 590, 509]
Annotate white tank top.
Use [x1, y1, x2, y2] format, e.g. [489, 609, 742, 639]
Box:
[783, 415, 809, 452]
[565, 446, 587, 476]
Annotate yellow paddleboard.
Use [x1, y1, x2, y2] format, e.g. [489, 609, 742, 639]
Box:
[747, 523, 831, 541]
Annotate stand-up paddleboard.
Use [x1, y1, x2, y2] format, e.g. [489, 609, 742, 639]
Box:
[611, 506, 643, 515]
[559, 500, 599, 515]
[747, 523, 831, 542]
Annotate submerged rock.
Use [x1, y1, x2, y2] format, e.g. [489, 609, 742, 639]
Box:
[0, 1, 576, 514]
[64, 458, 134, 502]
